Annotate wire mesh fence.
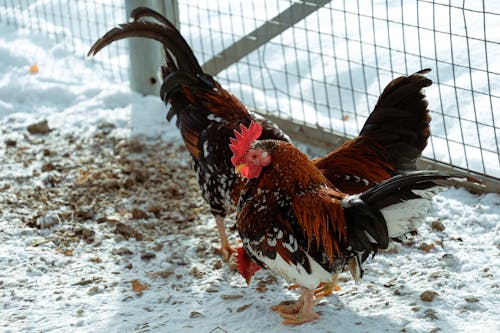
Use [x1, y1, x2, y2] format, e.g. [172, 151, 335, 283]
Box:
[0, 0, 128, 81]
[0, 0, 498, 182]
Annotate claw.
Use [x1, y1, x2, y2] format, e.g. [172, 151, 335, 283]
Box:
[219, 244, 236, 261]
[272, 290, 319, 325]
[314, 281, 341, 299]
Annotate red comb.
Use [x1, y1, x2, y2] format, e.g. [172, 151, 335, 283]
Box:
[229, 121, 263, 166]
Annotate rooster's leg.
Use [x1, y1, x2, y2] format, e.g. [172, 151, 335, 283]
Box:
[215, 216, 235, 261]
[288, 274, 340, 298]
[272, 290, 319, 325]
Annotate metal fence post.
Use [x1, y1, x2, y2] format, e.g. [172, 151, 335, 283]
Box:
[125, 0, 179, 95]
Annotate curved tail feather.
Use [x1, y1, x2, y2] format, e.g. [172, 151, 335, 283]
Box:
[359, 69, 433, 172]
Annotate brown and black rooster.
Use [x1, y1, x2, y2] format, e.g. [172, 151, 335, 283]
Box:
[235, 69, 432, 299]
[88, 7, 290, 260]
[230, 121, 472, 325]
[89, 7, 432, 261]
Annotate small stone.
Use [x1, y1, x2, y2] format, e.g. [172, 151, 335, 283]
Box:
[418, 242, 435, 253]
[141, 252, 156, 261]
[213, 260, 222, 270]
[27, 120, 51, 134]
[131, 208, 149, 220]
[81, 228, 96, 243]
[189, 311, 202, 318]
[431, 220, 446, 232]
[87, 286, 100, 295]
[42, 149, 53, 157]
[464, 296, 480, 303]
[220, 294, 243, 300]
[112, 247, 133, 256]
[4, 139, 16, 147]
[76, 206, 95, 220]
[151, 243, 163, 252]
[41, 162, 56, 172]
[114, 222, 143, 241]
[420, 290, 439, 302]
[149, 270, 174, 279]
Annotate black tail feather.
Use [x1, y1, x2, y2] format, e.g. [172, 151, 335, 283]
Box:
[88, 9, 202, 75]
[359, 69, 432, 172]
[343, 171, 470, 266]
[358, 171, 462, 210]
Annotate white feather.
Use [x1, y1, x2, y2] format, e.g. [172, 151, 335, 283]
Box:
[382, 186, 447, 237]
[381, 198, 432, 237]
[249, 248, 332, 290]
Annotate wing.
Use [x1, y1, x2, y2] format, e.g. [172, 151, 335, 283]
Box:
[313, 137, 395, 194]
[238, 188, 334, 290]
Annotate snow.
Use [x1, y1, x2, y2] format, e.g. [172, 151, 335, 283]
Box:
[1, 10, 499, 333]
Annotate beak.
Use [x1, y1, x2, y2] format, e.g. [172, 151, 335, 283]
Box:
[235, 163, 247, 174]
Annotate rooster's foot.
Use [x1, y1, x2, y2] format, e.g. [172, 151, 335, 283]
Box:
[273, 290, 319, 325]
[314, 280, 341, 299]
[219, 244, 236, 261]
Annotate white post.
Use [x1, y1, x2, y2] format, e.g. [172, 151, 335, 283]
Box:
[125, 0, 179, 96]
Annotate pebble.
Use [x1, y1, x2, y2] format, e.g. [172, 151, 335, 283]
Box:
[420, 290, 439, 302]
[464, 296, 480, 303]
[189, 311, 203, 318]
[140, 252, 156, 261]
[431, 220, 446, 232]
[76, 206, 95, 220]
[27, 120, 51, 134]
[4, 139, 16, 147]
[131, 208, 149, 220]
[41, 162, 56, 172]
[114, 222, 143, 241]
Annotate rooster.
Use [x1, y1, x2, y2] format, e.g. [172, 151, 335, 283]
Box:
[237, 69, 433, 298]
[88, 7, 290, 260]
[230, 121, 471, 325]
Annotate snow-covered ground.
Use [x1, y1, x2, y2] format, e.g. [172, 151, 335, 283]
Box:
[0, 12, 499, 333]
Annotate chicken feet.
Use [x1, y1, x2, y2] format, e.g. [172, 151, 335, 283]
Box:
[272, 290, 319, 325]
